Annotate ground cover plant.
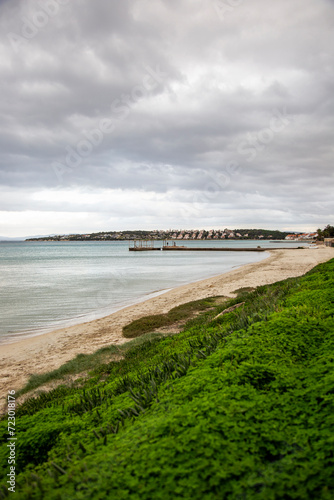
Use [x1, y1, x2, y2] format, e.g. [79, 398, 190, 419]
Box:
[15, 332, 166, 397]
[122, 296, 225, 338]
[15, 297, 226, 398]
[0, 259, 333, 499]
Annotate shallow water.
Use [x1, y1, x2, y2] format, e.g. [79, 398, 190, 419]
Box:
[0, 239, 303, 343]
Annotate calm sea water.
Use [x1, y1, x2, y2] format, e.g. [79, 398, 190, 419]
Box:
[0, 239, 303, 344]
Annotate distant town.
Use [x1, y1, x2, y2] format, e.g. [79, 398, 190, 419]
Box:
[26, 229, 318, 242]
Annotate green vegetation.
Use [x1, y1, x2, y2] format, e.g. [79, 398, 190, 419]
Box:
[233, 286, 255, 297]
[1, 259, 334, 499]
[15, 333, 166, 398]
[123, 296, 224, 338]
[317, 224, 334, 240]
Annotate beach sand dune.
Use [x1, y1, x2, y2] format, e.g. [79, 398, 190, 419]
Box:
[1, 246, 333, 402]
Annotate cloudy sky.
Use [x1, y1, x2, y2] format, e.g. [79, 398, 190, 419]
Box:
[0, 0, 333, 237]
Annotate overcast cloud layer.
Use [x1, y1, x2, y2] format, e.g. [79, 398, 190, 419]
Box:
[0, 0, 333, 237]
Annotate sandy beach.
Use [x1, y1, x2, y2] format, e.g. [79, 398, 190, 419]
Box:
[0, 246, 333, 402]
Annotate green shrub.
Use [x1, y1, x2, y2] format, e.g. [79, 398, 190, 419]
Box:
[122, 297, 223, 337]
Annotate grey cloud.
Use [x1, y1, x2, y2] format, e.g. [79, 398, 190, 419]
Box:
[0, 0, 333, 234]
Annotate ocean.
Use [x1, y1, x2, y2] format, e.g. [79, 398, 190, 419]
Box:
[0, 239, 304, 344]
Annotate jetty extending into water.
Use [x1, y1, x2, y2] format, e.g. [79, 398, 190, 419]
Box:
[129, 240, 276, 252]
[129, 240, 161, 251]
[162, 246, 267, 252]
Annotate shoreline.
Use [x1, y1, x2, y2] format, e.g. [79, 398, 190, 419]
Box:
[1, 246, 333, 399]
[0, 251, 268, 346]
[0, 285, 176, 346]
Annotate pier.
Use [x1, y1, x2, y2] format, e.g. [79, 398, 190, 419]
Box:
[162, 246, 267, 252]
[128, 240, 161, 251]
[129, 240, 269, 252]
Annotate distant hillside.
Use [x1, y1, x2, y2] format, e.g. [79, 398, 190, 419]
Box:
[26, 228, 292, 242]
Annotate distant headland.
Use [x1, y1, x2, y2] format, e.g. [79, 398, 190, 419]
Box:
[25, 228, 317, 242]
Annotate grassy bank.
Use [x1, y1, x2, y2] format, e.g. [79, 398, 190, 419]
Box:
[0, 259, 333, 499]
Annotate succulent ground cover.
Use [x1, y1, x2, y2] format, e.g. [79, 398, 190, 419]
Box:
[0, 259, 333, 499]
